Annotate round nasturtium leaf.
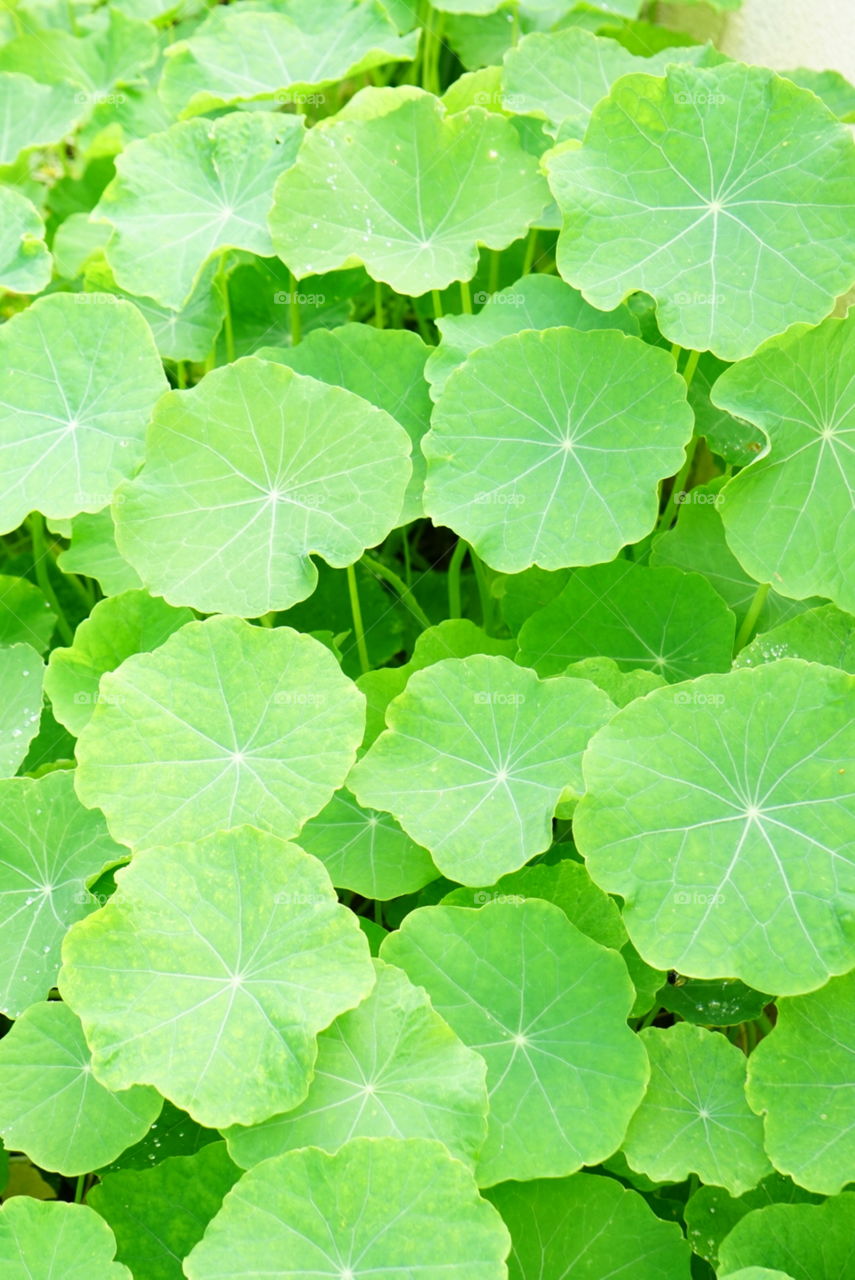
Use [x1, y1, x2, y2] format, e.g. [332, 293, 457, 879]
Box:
[349, 655, 615, 886]
[0, 8, 158, 97]
[0, 72, 83, 166]
[718, 1196, 855, 1280]
[575, 659, 855, 996]
[59, 826, 375, 1129]
[623, 1023, 771, 1195]
[735, 605, 855, 674]
[381, 901, 648, 1185]
[517, 561, 736, 681]
[58, 511, 142, 597]
[0, 642, 43, 776]
[658, 976, 772, 1027]
[713, 314, 855, 613]
[0, 573, 56, 652]
[0, 293, 168, 534]
[0, 770, 126, 1018]
[113, 357, 412, 618]
[88, 1143, 241, 1280]
[564, 656, 666, 708]
[545, 63, 855, 361]
[422, 327, 693, 573]
[0, 186, 51, 294]
[424, 272, 639, 401]
[746, 970, 855, 1195]
[185, 1138, 510, 1280]
[0, 1198, 131, 1280]
[258, 324, 431, 524]
[684, 1174, 823, 1269]
[93, 111, 305, 310]
[74, 615, 366, 850]
[298, 789, 437, 900]
[160, 0, 418, 117]
[45, 589, 194, 736]
[720, 1271, 797, 1280]
[270, 88, 549, 295]
[226, 958, 489, 1169]
[487, 1171, 692, 1280]
[0, 1000, 161, 1176]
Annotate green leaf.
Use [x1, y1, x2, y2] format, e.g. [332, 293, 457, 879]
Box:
[622, 1023, 770, 1195]
[517, 562, 736, 681]
[0, 8, 158, 96]
[563, 656, 667, 707]
[184, 1138, 511, 1280]
[424, 271, 639, 401]
[575, 659, 855, 995]
[734, 605, 855, 673]
[685, 1174, 821, 1268]
[113, 357, 411, 617]
[746, 970, 855, 1195]
[0, 293, 168, 534]
[780, 67, 855, 120]
[270, 88, 549, 295]
[160, 0, 419, 118]
[89, 1143, 241, 1280]
[0, 769, 126, 1018]
[350, 655, 615, 885]
[546, 63, 855, 360]
[687, 353, 766, 466]
[0, 574, 56, 653]
[74, 615, 366, 850]
[487, 1171, 692, 1280]
[0, 72, 83, 166]
[658, 976, 772, 1027]
[718, 1196, 855, 1280]
[52, 212, 111, 281]
[45, 589, 193, 736]
[0, 185, 51, 294]
[0, 1000, 161, 1175]
[0, 642, 43, 776]
[381, 900, 648, 1185]
[94, 111, 305, 310]
[98, 1099, 219, 1175]
[298, 790, 437, 899]
[0, 1198, 130, 1280]
[721, 1271, 797, 1280]
[59, 826, 374, 1128]
[713, 314, 855, 612]
[57, 511, 143, 596]
[423, 327, 693, 572]
[258, 324, 431, 524]
[225, 958, 488, 1169]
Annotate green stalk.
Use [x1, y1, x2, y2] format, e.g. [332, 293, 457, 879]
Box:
[681, 347, 701, 390]
[346, 564, 370, 674]
[447, 538, 467, 619]
[176, 360, 187, 389]
[218, 254, 235, 364]
[735, 582, 770, 651]
[29, 514, 73, 644]
[657, 438, 697, 531]
[74, 1174, 86, 1204]
[670, 342, 682, 363]
[522, 227, 539, 276]
[288, 270, 302, 346]
[470, 549, 494, 633]
[361, 554, 432, 629]
[374, 280, 384, 329]
[431, 289, 443, 320]
[459, 278, 473, 314]
[488, 249, 501, 296]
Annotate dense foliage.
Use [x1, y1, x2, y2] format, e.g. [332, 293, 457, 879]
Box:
[0, 1, 853, 1277]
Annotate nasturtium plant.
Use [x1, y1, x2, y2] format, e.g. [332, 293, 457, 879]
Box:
[1, 0, 853, 1267]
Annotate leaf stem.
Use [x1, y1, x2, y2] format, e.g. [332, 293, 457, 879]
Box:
[374, 280, 384, 329]
[447, 538, 467, 619]
[431, 289, 443, 320]
[522, 227, 539, 276]
[488, 249, 501, 296]
[657, 437, 699, 531]
[346, 563, 370, 674]
[471, 550, 494, 634]
[74, 1174, 86, 1203]
[176, 360, 187, 389]
[681, 347, 701, 390]
[29, 514, 73, 645]
[361, 554, 432, 630]
[288, 270, 302, 346]
[735, 582, 770, 651]
[217, 253, 234, 364]
[459, 278, 473, 314]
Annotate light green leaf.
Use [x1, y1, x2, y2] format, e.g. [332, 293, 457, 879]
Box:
[684, 1174, 822, 1267]
[563, 656, 666, 707]
[51, 212, 111, 280]
[0, 574, 56, 653]
[718, 1196, 855, 1280]
[0, 72, 83, 166]
[0, 185, 51, 293]
[0, 293, 168, 534]
[517, 561, 736, 681]
[0, 1198, 130, 1280]
[714, 314, 855, 612]
[57, 511, 143, 596]
[184, 1138, 510, 1280]
[226, 958, 488, 1169]
[350, 655, 615, 885]
[258, 324, 431, 523]
[546, 63, 855, 360]
[0, 8, 158, 96]
[270, 88, 549, 295]
[160, 0, 419, 117]
[0, 769, 126, 1018]
[74, 615, 366, 850]
[781, 67, 855, 120]
[721, 1271, 796, 1280]
[298, 789, 437, 899]
[487, 1171, 692, 1280]
[734, 605, 855, 673]
[45, 589, 194, 736]
[0, 643, 43, 775]
[59, 826, 374, 1128]
[746, 970, 855, 1195]
[423, 327, 693, 572]
[623, 1023, 770, 1195]
[425, 271, 639, 401]
[0, 1000, 161, 1175]
[113, 357, 410, 617]
[381, 900, 648, 1185]
[88, 1143, 241, 1280]
[94, 111, 305, 310]
[575, 659, 855, 995]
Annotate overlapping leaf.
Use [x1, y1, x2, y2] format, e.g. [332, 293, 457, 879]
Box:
[0, 643, 43, 775]
[718, 1196, 855, 1280]
[0, 186, 51, 294]
[0, 1198, 130, 1280]
[0, 72, 83, 166]
[734, 604, 855, 673]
